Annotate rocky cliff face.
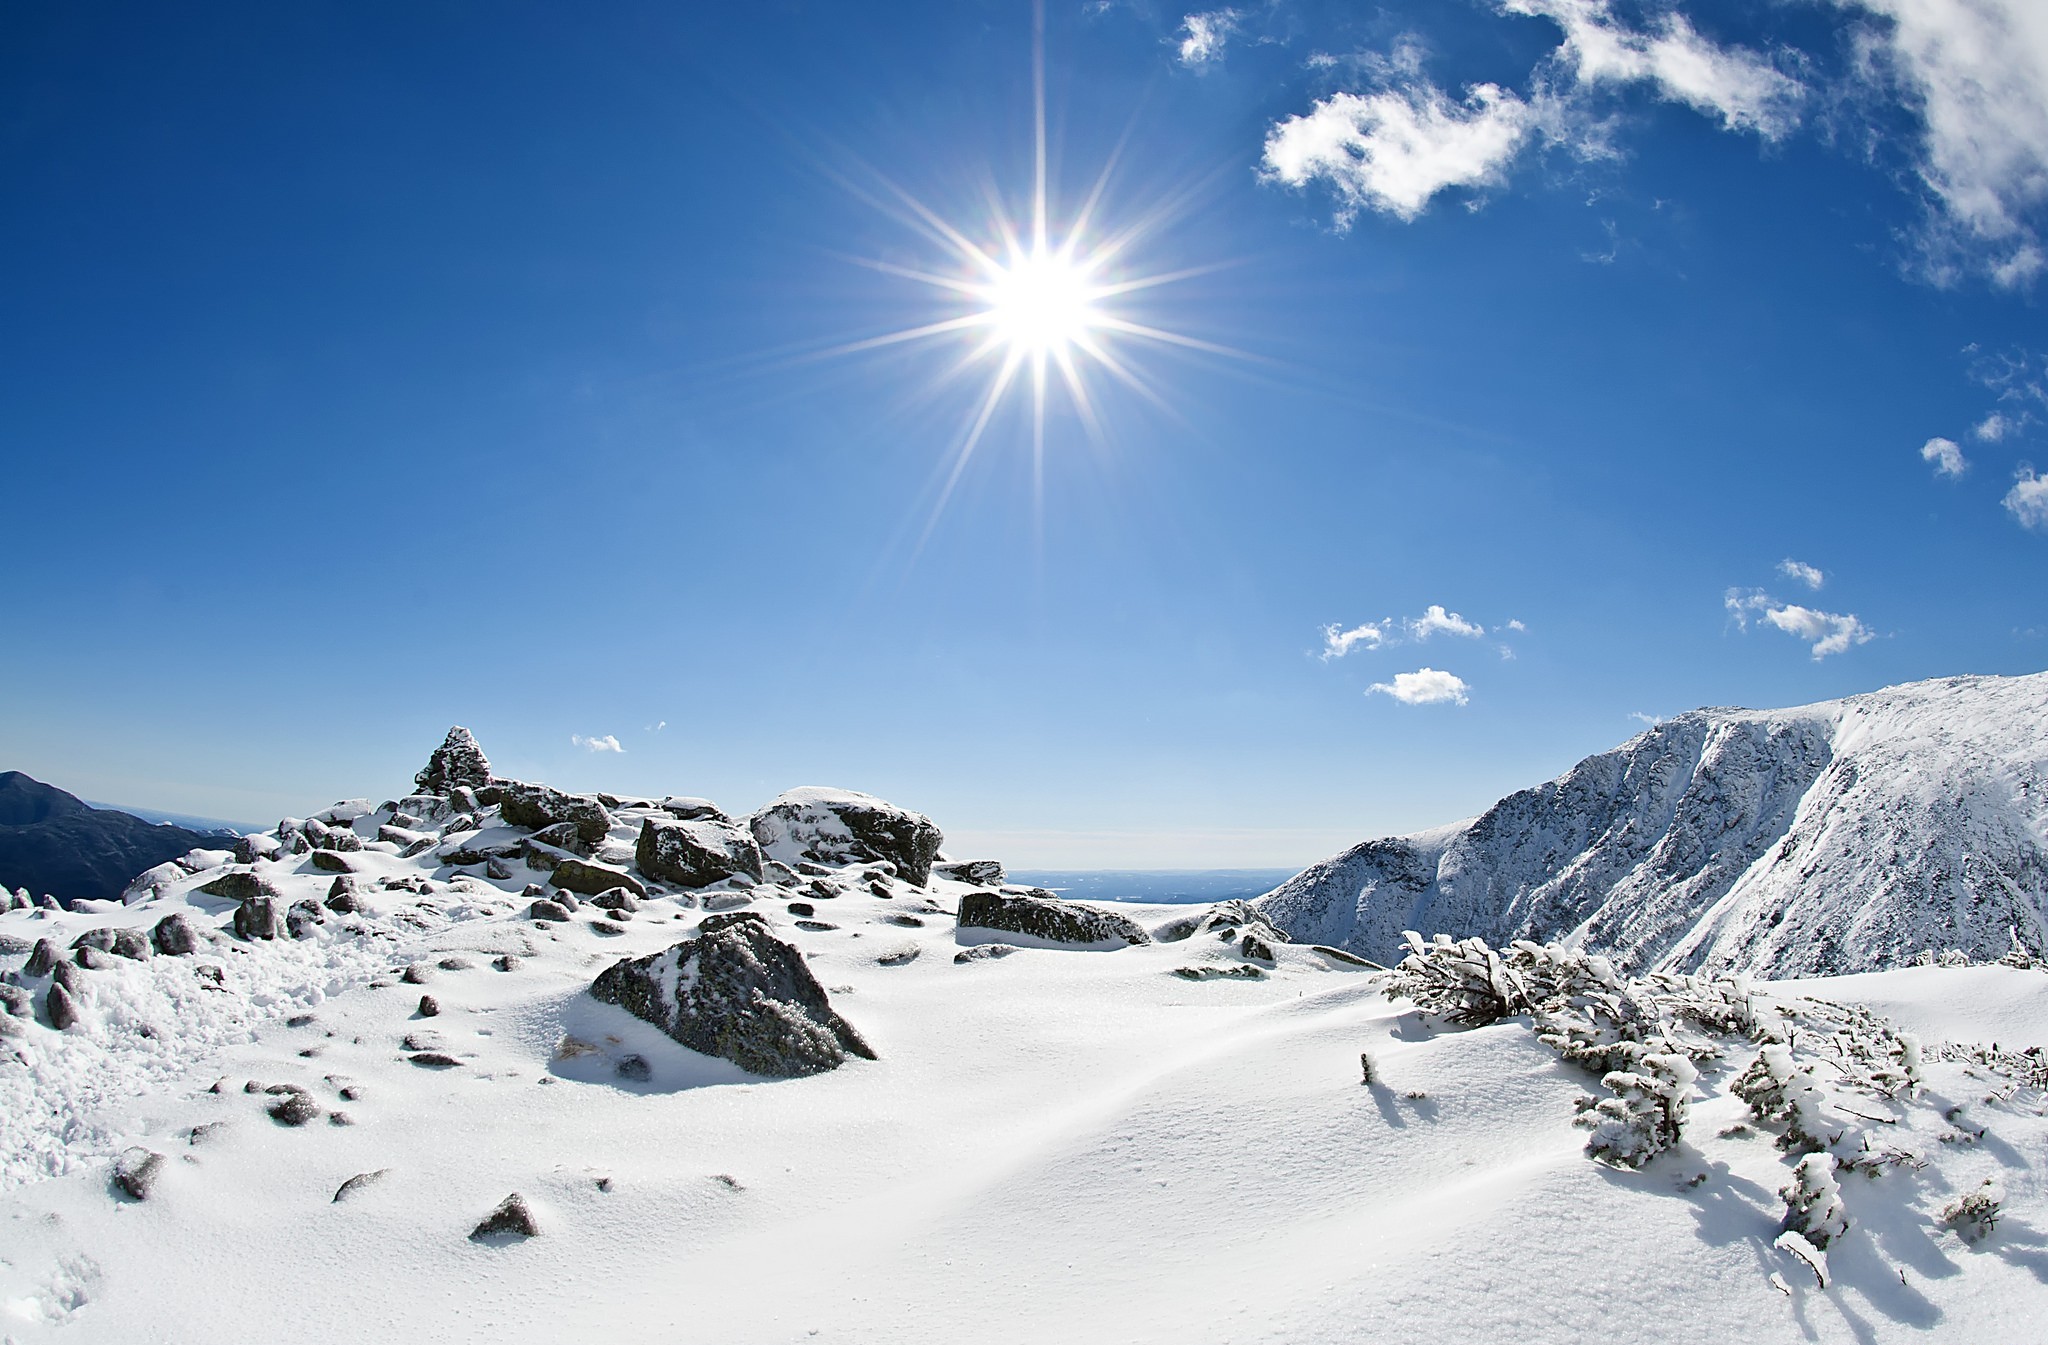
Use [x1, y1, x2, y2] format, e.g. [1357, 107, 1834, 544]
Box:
[1256, 672, 2048, 978]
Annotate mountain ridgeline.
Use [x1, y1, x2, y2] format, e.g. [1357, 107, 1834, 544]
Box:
[0, 773, 230, 905]
[1255, 672, 2048, 979]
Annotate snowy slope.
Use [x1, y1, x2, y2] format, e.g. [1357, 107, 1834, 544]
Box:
[0, 739, 2044, 1342]
[1258, 672, 2048, 977]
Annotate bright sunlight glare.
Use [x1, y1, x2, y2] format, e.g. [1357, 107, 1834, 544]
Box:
[980, 245, 1100, 356]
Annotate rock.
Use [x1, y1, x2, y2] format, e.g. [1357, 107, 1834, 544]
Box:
[550, 858, 646, 899]
[493, 954, 521, 972]
[233, 896, 283, 941]
[199, 871, 271, 903]
[953, 943, 1018, 964]
[528, 821, 592, 856]
[402, 836, 439, 859]
[660, 797, 728, 821]
[231, 834, 278, 864]
[615, 1054, 652, 1082]
[956, 890, 1151, 948]
[416, 726, 493, 797]
[877, 945, 921, 967]
[496, 783, 611, 847]
[787, 901, 816, 918]
[23, 937, 58, 978]
[934, 859, 1005, 886]
[635, 817, 765, 889]
[418, 995, 440, 1017]
[438, 956, 474, 971]
[327, 1110, 353, 1125]
[309, 850, 355, 874]
[74, 945, 114, 970]
[332, 1169, 391, 1203]
[486, 857, 514, 881]
[763, 860, 800, 884]
[188, 1121, 230, 1145]
[267, 1086, 322, 1126]
[470, 1193, 539, 1241]
[881, 914, 925, 928]
[402, 1031, 444, 1052]
[1240, 933, 1276, 962]
[589, 912, 877, 1078]
[113, 1148, 165, 1200]
[409, 1052, 463, 1068]
[325, 878, 363, 915]
[304, 819, 363, 853]
[377, 824, 424, 847]
[1173, 964, 1265, 981]
[72, 927, 151, 962]
[702, 892, 753, 912]
[401, 963, 431, 985]
[44, 982, 80, 1028]
[51, 959, 82, 994]
[747, 788, 943, 887]
[151, 912, 202, 956]
[0, 984, 30, 1017]
[1152, 899, 1289, 946]
[589, 887, 640, 912]
[287, 901, 327, 940]
[794, 919, 838, 932]
[528, 899, 572, 923]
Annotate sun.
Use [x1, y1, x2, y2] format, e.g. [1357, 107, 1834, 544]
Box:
[978, 243, 1101, 357]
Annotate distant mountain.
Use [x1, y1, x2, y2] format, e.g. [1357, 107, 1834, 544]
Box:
[1256, 672, 2048, 979]
[0, 772, 228, 905]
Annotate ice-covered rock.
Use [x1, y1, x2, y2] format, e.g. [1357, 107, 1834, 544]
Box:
[1258, 672, 2048, 978]
[747, 788, 942, 886]
[635, 817, 764, 889]
[589, 912, 876, 1078]
[956, 889, 1151, 948]
[414, 726, 492, 797]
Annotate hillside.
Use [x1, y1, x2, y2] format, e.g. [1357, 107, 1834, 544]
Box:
[0, 772, 231, 906]
[1256, 672, 2048, 978]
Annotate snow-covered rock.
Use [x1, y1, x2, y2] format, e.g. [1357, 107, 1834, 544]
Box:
[635, 816, 764, 888]
[1258, 672, 2048, 977]
[747, 787, 943, 886]
[957, 888, 1152, 947]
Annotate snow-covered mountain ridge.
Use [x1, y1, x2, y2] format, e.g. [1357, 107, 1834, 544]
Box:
[1257, 672, 2048, 977]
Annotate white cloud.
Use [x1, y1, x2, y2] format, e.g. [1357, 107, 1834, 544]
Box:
[1368, 667, 1472, 705]
[1845, 0, 2048, 287]
[1504, 0, 1803, 137]
[571, 734, 624, 754]
[1777, 558, 1825, 590]
[1408, 603, 1487, 640]
[1261, 81, 1540, 225]
[1975, 412, 2012, 441]
[1320, 620, 1389, 658]
[1920, 434, 1967, 477]
[1177, 9, 1242, 67]
[1628, 711, 1665, 727]
[1505, 618, 1527, 632]
[1728, 588, 1873, 659]
[2005, 467, 2048, 529]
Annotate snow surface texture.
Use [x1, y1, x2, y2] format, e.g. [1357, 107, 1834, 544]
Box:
[1, 736, 2045, 1341]
[1259, 671, 2048, 977]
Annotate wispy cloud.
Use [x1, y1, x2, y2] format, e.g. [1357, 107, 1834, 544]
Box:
[2005, 467, 2048, 530]
[571, 734, 624, 753]
[1975, 412, 2013, 442]
[1844, 0, 2048, 287]
[1777, 558, 1825, 590]
[1727, 588, 1874, 660]
[1177, 9, 1242, 67]
[1320, 620, 1389, 658]
[1920, 435, 1967, 477]
[1408, 603, 1486, 640]
[1368, 667, 1471, 705]
[1628, 711, 1665, 727]
[1322, 604, 1508, 658]
[1262, 82, 1540, 225]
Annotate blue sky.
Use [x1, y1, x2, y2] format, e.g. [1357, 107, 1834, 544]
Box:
[3, 0, 2045, 866]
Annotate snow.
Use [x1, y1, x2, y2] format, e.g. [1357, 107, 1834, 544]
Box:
[0, 759, 2044, 1342]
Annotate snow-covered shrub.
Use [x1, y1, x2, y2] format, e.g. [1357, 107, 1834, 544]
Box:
[1778, 1153, 1849, 1249]
[1734, 1045, 1835, 1152]
[1938, 949, 1972, 968]
[1576, 1051, 1698, 1168]
[1939, 1181, 2002, 1244]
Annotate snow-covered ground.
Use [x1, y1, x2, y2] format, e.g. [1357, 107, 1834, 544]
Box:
[2, 808, 2044, 1343]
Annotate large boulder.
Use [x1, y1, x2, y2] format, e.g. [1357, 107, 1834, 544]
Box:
[71, 928, 150, 962]
[550, 858, 646, 899]
[957, 890, 1152, 947]
[747, 788, 942, 886]
[493, 783, 612, 847]
[636, 817, 764, 889]
[197, 871, 272, 903]
[934, 859, 1005, 886]
[415, 726, 493, 797]
[589, 912, 876, 1078]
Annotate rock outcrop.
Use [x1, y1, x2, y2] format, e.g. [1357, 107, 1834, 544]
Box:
[414, 726, 492, 797]
[490, 783, 611, 848]
[748, 788, 942, 886]
[635, 817, 763, 889]
[956, 889, 1151, 947]
[589, 912, 875, 1077]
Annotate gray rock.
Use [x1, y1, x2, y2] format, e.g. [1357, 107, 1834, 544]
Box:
[747, 789, 943, 887]
[408, 1052, 462, 1068]
[287, 901, 327, 940]
[877, 945, 921, 967]
[589, 912, 876, 1078]
[615, 1054, 652, 1082]
[72, 927, 151, 962]
[151, 913, 202, 956]
[400, 963, 431, 985]
[495, 783, 611, 847]
[51, 959, 82, 994]
[787, 901, 816, 918]
[953, 943, 1019, 964]
[309, 850, 355, 874]
[550, 858, 646, 899]
[0, 984, 30, 1017]
[325, 877, 363, 915]
[73, 945, 114, 971]
[486, 857, 514, 881]
[45, 982, 80, 1029]
[231, 834, 277, 865]
[493, 954, 521, 972]
[956, 890, 1151, 947]
[113, 1147, 165, 1200]
[1240, 933, 1276, 962]
[589, 887, 639, 912]
[199, 871, 272, 903]
[266, 1086, 321, 1126]
[660, 797, 729, 822]
[304, 819, 363, 853]
[23, 937, 58, 978]
[636, 817, 764, 889]
[418, 995, 440, 1017]
[528, 899, 572, 923]
[528, 821, 593, 856]
[233, 896, 282, 941]
[415, 726, 493, 797]
[1152, 899, 1290, 946]
[934, 859, 1005, 886]
[470, 1193, 539, 1241]
[332, 1169, 391, 1203]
